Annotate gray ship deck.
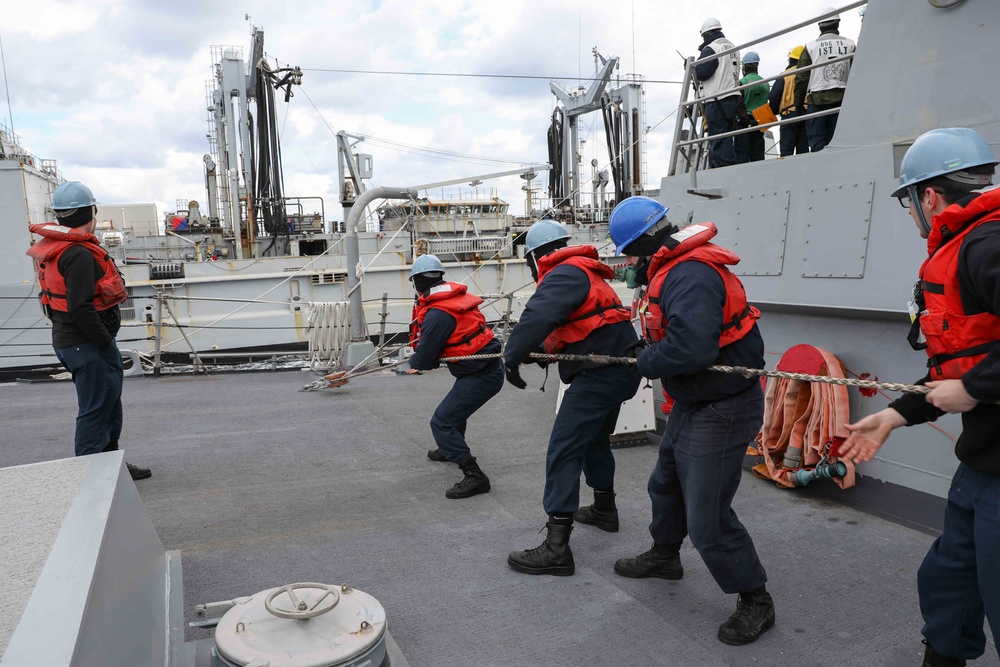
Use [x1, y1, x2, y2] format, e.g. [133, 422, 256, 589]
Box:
[1, 367, 996, 667]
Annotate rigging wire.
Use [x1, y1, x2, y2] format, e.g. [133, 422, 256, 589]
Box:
[298, 85, 528, 168]
[299, 66, 683, 86]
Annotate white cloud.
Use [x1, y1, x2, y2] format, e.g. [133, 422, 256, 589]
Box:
[3, 0, 864, 220]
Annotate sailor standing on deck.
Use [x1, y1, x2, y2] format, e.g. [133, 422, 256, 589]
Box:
[26, 181, 150, 480]
[769, 46, 810, 157]
[407, 254, 504, 499]
[504, 219, 640, 576]
[695, 17, 741, 169]
[840, 128, 1000, 667]
[734, 51, 768, 164]
[608, 196, 774, 645]
[794, 8, 856, 152]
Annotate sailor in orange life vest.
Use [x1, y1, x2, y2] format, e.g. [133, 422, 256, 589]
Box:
[26, 182, 150, 480]
[838, 128, 1000, 667]
[406, 254, 504, 499]
[503, 219, 640, 577]
[608, 195, 773, 646]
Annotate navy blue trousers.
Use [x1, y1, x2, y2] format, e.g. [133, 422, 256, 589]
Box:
[543, 366, 640, 516]
[734, 125, 765, 164]
[805, 102, 841, 152]
[918, 464, 1000, 661]
[647, 384, 767, 594]
[54, 340, 124, 457]
[705, 96, 740, 168]
[779, 110, 809, 156]
[429, 361, 504, 463]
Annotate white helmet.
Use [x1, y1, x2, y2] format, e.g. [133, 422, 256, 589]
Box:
[700, 17, 722, 34]
[818, 6, 840, 26]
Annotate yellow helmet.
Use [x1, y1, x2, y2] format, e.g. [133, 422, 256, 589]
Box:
[788, 45, 805, 60]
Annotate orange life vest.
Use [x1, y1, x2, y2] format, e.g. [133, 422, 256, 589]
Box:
[410, 282, 494, 358]
[912, 188, 1000, 380]
[26, 223, 127, 313]
[535, 245, 631, 353]
[638, 222, 759, 345]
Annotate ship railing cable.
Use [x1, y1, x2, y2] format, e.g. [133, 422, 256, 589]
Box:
[347, 216, 415, 297]
[155, 211, 375, 351]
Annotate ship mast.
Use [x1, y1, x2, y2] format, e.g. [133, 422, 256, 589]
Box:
[207, 28, 301, 259]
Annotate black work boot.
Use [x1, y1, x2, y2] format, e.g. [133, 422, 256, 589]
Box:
[574, 488, 619, 532]
[717, 588, 775, 645]
[921, 640, 967, 667]
[126, 462, 152, 481]
[445, 455, 491, 499]
[427, 448, 447, 462]
[614, 543, 683, 579]
[507, 520, 575, 576]
[105, 441, 152, 480]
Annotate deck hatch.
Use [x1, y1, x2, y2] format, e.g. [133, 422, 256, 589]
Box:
[726, 189, 790, 277]
[801, 181, 874, 278]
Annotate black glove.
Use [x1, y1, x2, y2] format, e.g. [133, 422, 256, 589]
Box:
[624, 338, 648, 359]
[531, 346, 549, 368]
[504, 363, 527, 390]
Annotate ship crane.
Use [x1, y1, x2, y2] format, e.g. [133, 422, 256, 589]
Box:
[208, 28, 302, 259]
[548, 48, 647, 223]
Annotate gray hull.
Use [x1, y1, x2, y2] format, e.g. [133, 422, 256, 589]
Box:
[656, 0, 998, 498]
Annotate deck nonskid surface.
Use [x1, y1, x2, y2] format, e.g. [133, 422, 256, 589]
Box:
[1, 368, 995, 667]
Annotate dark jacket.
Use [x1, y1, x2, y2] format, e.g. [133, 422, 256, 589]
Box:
[695, 29, 725, 82]
[637, 260, 763, 408]
[51, 245, 121, 349]
[889, 215, 1000, 474]
[504, 263, 638, 384]
[410, 307, 501, 378]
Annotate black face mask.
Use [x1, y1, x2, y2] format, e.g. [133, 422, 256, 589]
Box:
[527, 254, 540, 282]
[633, 256, 652, 286]
[412, 272, 443, 296]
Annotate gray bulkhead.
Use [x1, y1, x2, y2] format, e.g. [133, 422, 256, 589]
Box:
[657, 0, 998, 498]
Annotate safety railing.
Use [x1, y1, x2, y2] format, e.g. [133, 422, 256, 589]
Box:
[667, 1, 867, 190]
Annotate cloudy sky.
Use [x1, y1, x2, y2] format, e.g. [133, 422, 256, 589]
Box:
[3, 0, 862, 222]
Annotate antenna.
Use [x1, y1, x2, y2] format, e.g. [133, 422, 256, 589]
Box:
[631, 0, 636, 75]
[0, 30, 14, 138]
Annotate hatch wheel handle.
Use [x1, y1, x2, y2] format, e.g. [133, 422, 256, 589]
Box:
[264, 582, 341, 620]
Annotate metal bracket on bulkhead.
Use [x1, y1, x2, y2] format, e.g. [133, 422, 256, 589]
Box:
[687, 188, 725, 199]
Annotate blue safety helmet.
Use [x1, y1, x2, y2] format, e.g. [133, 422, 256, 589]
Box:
[892, 127, 997, 236]
[742, 51, 760, 65]
[891, 128, 998, 198]
[409, 254, 445, 280]
[524, 219, 570, 255]
[608, 196, 668, 255]
[52, 181, 97, 210]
